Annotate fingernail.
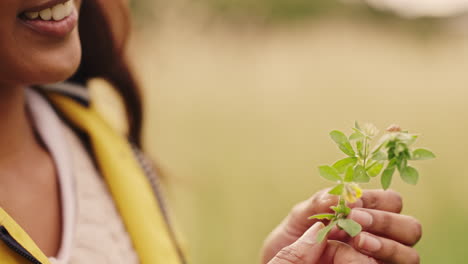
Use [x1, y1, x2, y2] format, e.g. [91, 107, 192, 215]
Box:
[350, 210, 373, 227]
[358, 233, 382, 252]
[300, 222, 325, 245]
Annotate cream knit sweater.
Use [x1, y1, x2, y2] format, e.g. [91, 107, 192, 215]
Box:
[27, 89, 139, 264]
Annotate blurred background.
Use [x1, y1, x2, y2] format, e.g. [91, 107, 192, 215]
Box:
[106, 0, 468, 263]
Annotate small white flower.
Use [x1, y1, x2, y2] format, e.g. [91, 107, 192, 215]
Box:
[362, 123, 379, 137]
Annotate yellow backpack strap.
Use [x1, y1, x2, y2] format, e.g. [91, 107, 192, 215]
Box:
[46, 92, 184, 264]
[0, 208, 50, 264]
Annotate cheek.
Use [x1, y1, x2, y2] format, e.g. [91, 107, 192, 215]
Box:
[0, 19, 82, 86]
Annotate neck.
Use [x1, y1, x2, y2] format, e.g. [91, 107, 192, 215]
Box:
[0, 85, 38, 164]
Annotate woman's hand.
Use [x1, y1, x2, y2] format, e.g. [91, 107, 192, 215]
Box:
[262, 189, 422, 264]
[268, 222, 380, 264]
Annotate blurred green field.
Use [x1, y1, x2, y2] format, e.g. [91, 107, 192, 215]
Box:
[127, 5, 468, 263]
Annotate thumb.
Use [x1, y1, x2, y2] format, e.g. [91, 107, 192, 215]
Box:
[268, 222, 327, 264]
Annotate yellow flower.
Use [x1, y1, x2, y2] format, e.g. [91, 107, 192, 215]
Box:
[343, 183, 363, 203]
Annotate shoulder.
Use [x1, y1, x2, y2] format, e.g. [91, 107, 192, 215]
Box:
[39, 81, 128, 136]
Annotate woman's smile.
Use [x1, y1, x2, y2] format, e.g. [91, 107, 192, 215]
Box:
[18, 0, 78, 38]
[0, 0, 82, 87]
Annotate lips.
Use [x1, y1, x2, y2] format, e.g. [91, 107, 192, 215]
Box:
[18, 0, 78, 38]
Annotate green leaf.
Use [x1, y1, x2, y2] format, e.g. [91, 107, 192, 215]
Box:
[318, 166, 342, 182]
[396, 157, 408, 172]
[371, 151, 387, 161]
[367, 162, 384, 177]
[333, 157, 358, 174]
[381, 166, 396, 190]
[400, 166, 419, 185]
[308, 214, 335, 220]
[387, 158, 397, 168]
[342, 205, 351, 216]
[350, 129, 365, 141]
[330, 130, 356, 157]
[328, 184, 345, 195]
[371, 141, 387, 155]
[330, 206, 340, 213]
[407, 135, 418, 145]
[344, 166, 354, 182]
[340, 199, 351, 215]
[349, 132, 364, 141]
[331, 202, 351, 216]
[338, 219, 362, 237]
[411, 149, 436, 160]
[316, 221, 337, 243]
[395, 143, 408, 156]
[339, 196, 346, 207]
[354, 165, 370, 183]
[356, 140, 364, 156]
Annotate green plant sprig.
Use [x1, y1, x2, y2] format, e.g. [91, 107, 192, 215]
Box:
[309, 122, 436, 242]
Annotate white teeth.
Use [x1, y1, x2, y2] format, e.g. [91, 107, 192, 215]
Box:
[25, 0, 74, 21]
[25, 11, 39, 19]
[52, 4, 66, 21]
[39, 8, 52, 21]
[64, 0, 73, 14]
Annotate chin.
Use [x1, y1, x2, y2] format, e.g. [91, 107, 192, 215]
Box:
[37, 51, 82, 85]
[24, 33, 82, 86]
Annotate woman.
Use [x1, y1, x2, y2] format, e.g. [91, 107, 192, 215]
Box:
[0, 0, 421, 263]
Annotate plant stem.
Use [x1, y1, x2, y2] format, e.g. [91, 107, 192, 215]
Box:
[363, 137, 368, 168]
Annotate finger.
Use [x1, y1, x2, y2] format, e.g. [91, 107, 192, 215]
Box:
[261, 193, 335, 264]
[327, 225, 350, 242]
[268, 222, 327, 264]
[359, 190, 403, 213]
[271, 188, 403, 257]
[284, 189, 340, 237]
[351, 232, 420, 264]
[348, 208, 422, 246]
[320, 240, 379, 264]
[284, 188, 366, 233]
[289, 189, 403, 235]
